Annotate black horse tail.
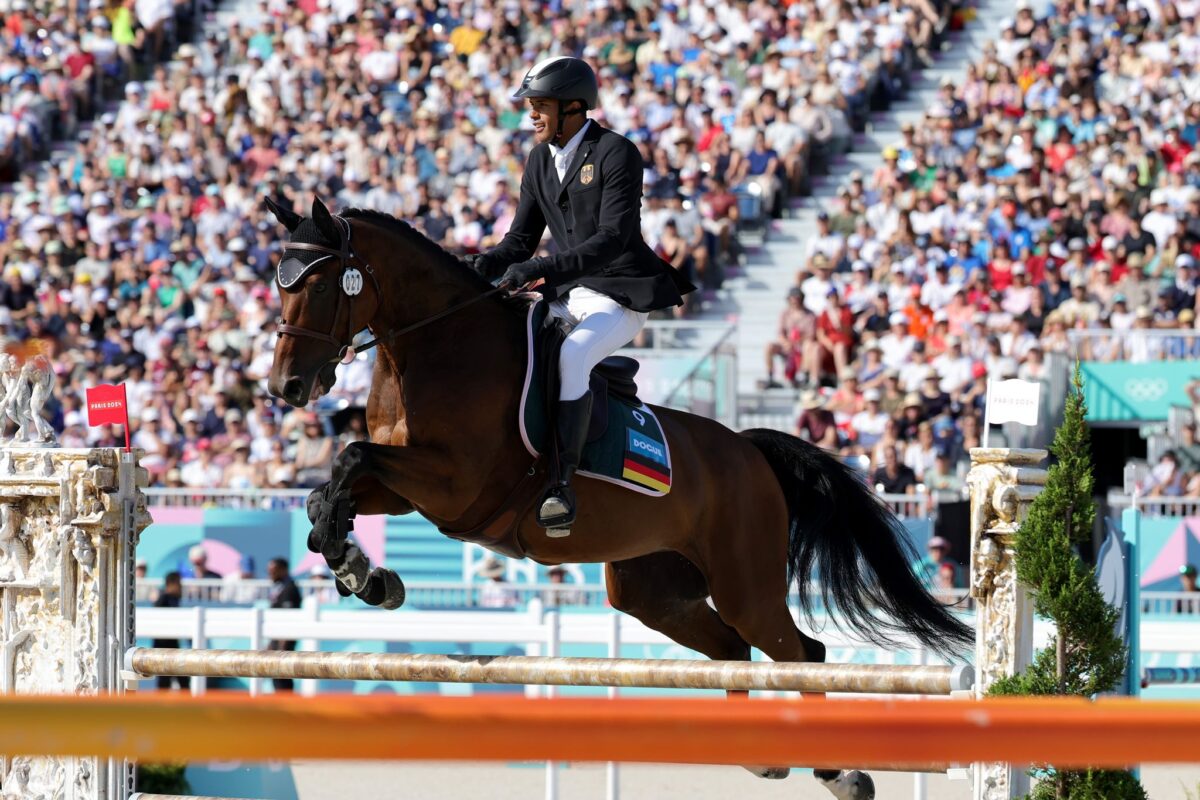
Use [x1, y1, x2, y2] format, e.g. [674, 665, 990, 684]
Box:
[741, 428, 973, 657]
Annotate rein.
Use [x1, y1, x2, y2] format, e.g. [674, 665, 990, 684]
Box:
[277, 214, 506, 363]
[350, 286, 506, 356]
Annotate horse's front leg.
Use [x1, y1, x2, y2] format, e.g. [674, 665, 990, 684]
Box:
[308, 442, 453, 609]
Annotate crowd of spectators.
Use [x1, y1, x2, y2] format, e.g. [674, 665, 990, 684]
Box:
[1, 0, 954, 488]
[773, 0, 1200, 488]
[0, 0, 201, 179]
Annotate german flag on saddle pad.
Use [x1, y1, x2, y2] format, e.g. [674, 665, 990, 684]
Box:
[622, 425, 672, 493]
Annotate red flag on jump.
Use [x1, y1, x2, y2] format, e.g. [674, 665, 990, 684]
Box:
[85, 383, 130, 450]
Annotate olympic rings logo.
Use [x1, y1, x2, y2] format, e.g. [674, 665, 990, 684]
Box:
[1122, 378, 1169, 402]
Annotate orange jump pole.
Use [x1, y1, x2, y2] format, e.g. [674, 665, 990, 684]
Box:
[6, 694, 1200, 768]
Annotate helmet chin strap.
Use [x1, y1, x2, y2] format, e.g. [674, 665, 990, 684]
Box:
[554, 100, 586, 145]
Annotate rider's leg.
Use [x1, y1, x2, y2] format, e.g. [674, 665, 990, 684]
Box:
[539, 289, 648, 531]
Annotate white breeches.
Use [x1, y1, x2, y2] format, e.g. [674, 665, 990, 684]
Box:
[548, 287, 648, 401]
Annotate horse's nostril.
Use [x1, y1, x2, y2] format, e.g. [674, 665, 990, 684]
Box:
[282, 378, 305, 404]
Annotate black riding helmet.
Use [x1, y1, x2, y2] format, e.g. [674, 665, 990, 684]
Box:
[513, 56, 599, 142]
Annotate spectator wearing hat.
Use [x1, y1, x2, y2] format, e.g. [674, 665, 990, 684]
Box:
[478, 557, 515, 609]
[293, 413, 334, 489]
[541, 565, 583, 608]
[794, 390, 838, 450]
[804, 214, 846, 272]
[799, 253, 836, 314]
[878, 370, 906, 417]
[900, 388, 931, 437]
[182, 544, 221, 580]
[1057, 275, 1101, 326]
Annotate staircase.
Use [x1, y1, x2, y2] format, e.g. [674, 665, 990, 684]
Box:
[697, 0, 1009, 403]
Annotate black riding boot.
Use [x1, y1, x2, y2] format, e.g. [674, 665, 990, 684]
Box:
[537, 394, 593, 536]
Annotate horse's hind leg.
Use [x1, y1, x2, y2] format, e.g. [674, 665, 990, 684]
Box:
[605, 552, 749, 662]
[605, 553, 788, 780]
[701, 510, 876, 798]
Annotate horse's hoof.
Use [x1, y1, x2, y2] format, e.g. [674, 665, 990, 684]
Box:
[814, 769, 875, 800]
[742, 765, 790, 779]
[358, 567, 406, 610]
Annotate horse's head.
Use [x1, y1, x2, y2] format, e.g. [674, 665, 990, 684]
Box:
[264, 196, 382, 407]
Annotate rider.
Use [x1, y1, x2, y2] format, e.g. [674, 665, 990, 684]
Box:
[470, 56, 695, 534]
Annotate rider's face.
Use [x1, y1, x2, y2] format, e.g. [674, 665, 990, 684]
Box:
[528, 98, 558, 145]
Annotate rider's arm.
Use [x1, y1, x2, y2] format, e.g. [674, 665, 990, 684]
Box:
[521, 137, 644, 286]
[473, 153, 548, 279]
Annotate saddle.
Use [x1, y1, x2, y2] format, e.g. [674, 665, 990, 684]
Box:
[538, 317, 642, 443]
[436, 300, 672, 557]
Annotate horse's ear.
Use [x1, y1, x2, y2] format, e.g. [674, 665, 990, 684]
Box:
[264, 196, 302, 232]
[311, 197, 340, 244]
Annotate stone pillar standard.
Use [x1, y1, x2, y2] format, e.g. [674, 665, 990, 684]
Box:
[967, 447, 1047, 800]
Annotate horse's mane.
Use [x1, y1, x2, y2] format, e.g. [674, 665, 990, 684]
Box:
[341, 208, 517, 301]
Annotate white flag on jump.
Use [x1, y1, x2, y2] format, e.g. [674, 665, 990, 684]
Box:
[986, 378, 1041, 426]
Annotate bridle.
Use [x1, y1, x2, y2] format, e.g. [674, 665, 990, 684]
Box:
[276, 214, 504, 364]
[276, 215, 380, 364]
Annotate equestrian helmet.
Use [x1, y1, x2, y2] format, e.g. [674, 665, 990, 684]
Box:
[513, 56, 599, 110]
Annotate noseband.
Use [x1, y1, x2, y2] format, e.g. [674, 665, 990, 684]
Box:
[276, 214, 505, 363]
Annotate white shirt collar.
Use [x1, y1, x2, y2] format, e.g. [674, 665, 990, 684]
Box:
[549, 119, 592, 162]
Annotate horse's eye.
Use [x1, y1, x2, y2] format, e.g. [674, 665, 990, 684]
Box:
[312, 283, 328, 294]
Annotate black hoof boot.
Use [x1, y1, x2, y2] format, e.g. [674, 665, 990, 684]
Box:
[358, 567, 407, 609]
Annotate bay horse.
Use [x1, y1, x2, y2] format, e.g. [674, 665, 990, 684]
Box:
[265, 197, 970, 791]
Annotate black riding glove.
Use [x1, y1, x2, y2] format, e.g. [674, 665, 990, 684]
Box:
[500, 260, 545, 287]
[462, 253, 484, 273]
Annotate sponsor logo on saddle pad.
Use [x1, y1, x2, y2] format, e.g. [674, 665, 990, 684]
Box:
[622, 428, 671, 494]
